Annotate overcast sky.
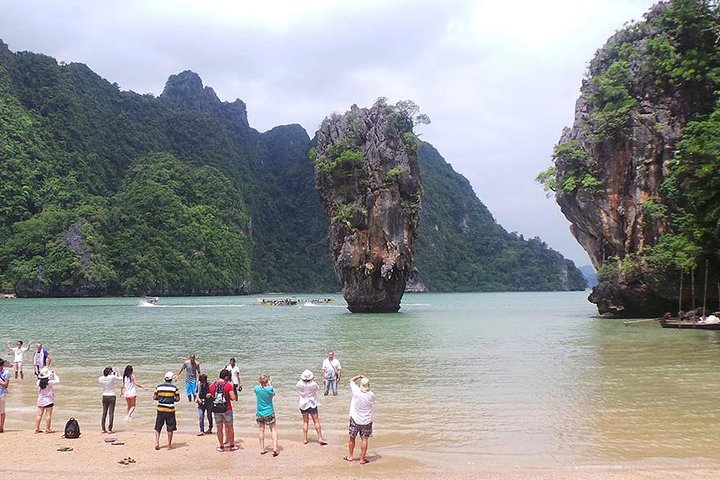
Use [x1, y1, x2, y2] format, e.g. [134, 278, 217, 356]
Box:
[0, 0, 659, 266]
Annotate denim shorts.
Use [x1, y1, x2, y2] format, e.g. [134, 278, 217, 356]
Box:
[348, 417, 372, 438]
[214, 410, 234, 425]
[256, 413, 276, 425]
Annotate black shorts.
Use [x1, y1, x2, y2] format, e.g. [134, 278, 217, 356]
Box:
[154, 410, 177, 432]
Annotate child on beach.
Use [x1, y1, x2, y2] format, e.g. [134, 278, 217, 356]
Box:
[35, 367, 59, 433]
[121, 365, 145, 421]
[254, 373, 278, 456]
[7, 341, 28, 379]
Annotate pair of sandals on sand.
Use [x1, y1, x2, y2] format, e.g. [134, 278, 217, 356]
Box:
[343, 456, 369, 464]
[216, 445, 239, 452]
[260, 449, 279, 456]
[118, 457, 136, 465]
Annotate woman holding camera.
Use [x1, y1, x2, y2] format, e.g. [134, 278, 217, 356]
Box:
[98, 366, 122, 433]
[35, 367, 59, 433]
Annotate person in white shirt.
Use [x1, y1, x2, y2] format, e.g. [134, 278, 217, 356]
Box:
[98, 366, 123, 433]
[296, 370, 327, 445]
[35, 367, 60, 434]
[321, 351, 342, 396]
[7, 340, 28, 379]
[224, 358, 242, 396]
[344, 374, 374, 465]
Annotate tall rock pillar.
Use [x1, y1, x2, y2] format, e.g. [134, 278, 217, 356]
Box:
[315, 100, 422, 313]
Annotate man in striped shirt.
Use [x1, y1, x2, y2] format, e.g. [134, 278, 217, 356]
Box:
[153, 371, 180, 450]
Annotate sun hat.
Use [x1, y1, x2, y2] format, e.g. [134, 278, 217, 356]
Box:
[38, 367, 52, 379]
[360, 377, 370, 392]
[164, 371, 174, 381]
[300, 370, 314, 381]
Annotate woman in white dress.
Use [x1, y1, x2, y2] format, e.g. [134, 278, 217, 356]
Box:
[121, 365, 145, 420]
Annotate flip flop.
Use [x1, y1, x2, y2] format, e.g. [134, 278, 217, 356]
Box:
[111, 441, 125, 445]
[216, 446, 225, 452]
[359, 459, 369, 465]
[319, 441, 328, 445]
[227, 445, 239, 451]
[57, 446, 73, 452]
[154, 445, 160, 450]
[343, 456, 353, 462]
[260, 450, 267, 455]
[272, 451, 279, 457]
[105, 437, 118, 443]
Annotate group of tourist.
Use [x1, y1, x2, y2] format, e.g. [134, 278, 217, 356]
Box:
[0, 345, 376, 464]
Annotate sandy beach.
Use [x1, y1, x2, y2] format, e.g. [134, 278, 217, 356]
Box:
[1, 426, 720, 480]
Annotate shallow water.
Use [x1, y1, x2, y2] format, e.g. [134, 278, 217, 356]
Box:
[2, 292, 720, 468]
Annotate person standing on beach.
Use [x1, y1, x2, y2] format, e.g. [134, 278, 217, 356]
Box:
[35, 367, 59, 434]
[177, 353, 200, 402]
[196, 374, 213, 436]
[344, 374, 374, 465]
[225, 357, 242, 396]
[98, 366, 122, 433]
[296, 369, 326, 445]
[152, 371, 180, 450]
[322, 351, 342, 396]
[121, 365, 145, 421]
[7, 340, 28, 379]
[0, 359, 10, 432]
[209, 369, 237, 451]
[254, 373, 278, 456]
[32, 343, 51, 377]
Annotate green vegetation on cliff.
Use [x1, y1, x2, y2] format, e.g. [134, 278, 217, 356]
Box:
[541, 0, 720, 315]
[417, 143, 586, 292]
[0, 41, 584, 296]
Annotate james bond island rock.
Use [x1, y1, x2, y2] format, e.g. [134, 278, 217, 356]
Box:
[314, 99, 424, 313]
[541, 1, 720, 317]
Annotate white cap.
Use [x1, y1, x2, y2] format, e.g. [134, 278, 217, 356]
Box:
[164, 371, 174, 381]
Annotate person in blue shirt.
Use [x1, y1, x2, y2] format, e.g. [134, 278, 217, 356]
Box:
[254, 374, 278, 456]
[0, 358, 10, 432]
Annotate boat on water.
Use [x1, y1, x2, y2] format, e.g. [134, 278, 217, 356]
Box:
[659, 312, 720, 330]
[0, 293, 16, 299]
[139, 296, 160, 307]
[258, 298, 335, 307]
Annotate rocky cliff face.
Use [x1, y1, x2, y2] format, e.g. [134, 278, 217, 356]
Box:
[553, 1, 720, 316]
[315, 100, 421, 312]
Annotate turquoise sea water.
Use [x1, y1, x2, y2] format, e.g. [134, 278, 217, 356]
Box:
[1, 291, 720, 469]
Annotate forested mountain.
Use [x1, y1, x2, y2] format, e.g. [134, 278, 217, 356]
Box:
[0, 41, 585, 296]
[540, 0, 720, 316]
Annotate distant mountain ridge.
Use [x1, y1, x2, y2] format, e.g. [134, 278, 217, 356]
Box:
[0, 40, 586, 296]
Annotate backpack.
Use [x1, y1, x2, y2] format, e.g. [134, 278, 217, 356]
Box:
[64, 417, 80, 439]
[211, 382, 228, 413]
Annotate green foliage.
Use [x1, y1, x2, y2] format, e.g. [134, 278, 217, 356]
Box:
[596, 259, 619, 282]
[641, 198, 668, 223]
[588, 59, 637, 139]
[385, 165, 406, 184]
[415, 142, 587, 292]
[642, 233, 700, 273]
[535, 166, 557, 194]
